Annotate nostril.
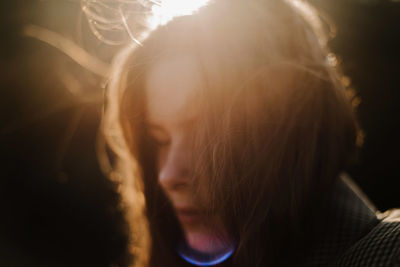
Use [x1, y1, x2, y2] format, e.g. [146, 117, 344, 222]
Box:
[159, 173, 189, 191]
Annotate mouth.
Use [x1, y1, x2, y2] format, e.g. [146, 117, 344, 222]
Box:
[175, 207, 203, 225]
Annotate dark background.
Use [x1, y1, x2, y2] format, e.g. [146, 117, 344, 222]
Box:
[0, 0, 399, 266]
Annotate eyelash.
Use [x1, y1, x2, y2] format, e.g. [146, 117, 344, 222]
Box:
[151, 136, 171, 147]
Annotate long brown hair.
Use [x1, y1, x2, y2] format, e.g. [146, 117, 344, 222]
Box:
[103, 0, 360, 266]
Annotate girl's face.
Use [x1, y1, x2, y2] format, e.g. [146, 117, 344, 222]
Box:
[145, 54, 231, 253]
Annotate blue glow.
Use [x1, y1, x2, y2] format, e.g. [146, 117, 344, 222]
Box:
[177, 242, 235, 266]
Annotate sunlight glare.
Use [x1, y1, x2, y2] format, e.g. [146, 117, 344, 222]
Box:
[149, 0, 211, 29]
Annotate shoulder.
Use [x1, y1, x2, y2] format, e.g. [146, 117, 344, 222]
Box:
[335, 209, 400, 266]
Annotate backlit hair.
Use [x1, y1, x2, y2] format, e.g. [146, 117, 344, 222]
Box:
[103, 0, 360, 266]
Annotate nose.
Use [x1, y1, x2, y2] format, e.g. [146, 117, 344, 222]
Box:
[158, 137, 191, 191]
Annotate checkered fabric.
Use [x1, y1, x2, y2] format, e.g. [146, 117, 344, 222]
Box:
[335, 210, 400, 266]
[300, 174, 400, 266]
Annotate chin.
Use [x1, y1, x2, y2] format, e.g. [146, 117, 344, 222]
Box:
[184, 227, 232, 254]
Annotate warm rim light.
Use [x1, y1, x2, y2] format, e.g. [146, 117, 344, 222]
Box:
[149, 0, 211, 28]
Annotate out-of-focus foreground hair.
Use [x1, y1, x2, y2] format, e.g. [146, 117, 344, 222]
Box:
[101, 0, 361, 266]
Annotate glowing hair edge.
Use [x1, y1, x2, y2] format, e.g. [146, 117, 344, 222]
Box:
[103, 43, 150, 267]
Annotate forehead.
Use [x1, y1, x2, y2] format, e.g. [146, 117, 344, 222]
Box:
[145, 54, 203, 126]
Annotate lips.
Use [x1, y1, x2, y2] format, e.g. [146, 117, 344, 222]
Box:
[175, 207, 203, 225]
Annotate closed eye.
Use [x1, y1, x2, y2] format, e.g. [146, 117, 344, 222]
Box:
[147, 123, 171, 147]
[151, 135, 171, 147]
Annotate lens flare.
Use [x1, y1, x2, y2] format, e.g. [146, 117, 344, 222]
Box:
[177, 240, 235, 266]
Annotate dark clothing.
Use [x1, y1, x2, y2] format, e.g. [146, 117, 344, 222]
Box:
[179, 174, 400, 266]
[302, 174, 400, 266]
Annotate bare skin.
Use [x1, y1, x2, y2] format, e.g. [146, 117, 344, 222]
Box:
[145, 54, 232, 253]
